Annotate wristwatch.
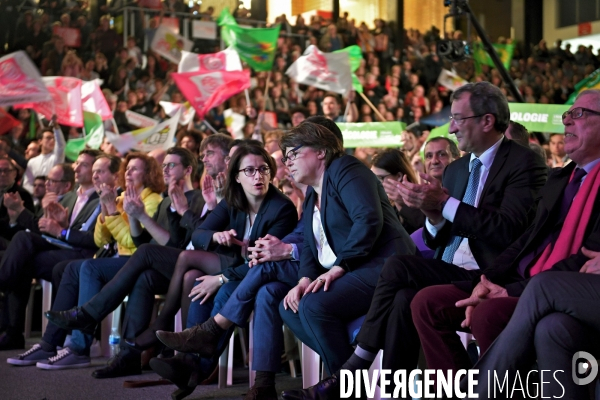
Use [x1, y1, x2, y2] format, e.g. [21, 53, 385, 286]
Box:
[218, 274, 225, 286]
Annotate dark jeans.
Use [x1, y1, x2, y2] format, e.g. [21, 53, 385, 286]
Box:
[280, 271, 378, 375]
[219, 260, 299, 372]
[68, 257, 129, 355]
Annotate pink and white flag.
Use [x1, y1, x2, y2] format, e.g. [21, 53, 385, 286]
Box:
[81, 79, 112, 121]
[286, 45, 352, 95]
[171, 70, 251, 120]
[16, 77, 83, 127]
[159, 101, 195, 125]
[178, 48, 242, 73]
[151, 25, 193, 64]
[0, 51, 50, 107]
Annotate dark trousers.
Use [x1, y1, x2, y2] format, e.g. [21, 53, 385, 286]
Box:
[82, 244, 181, 321]
[0, 231, 92, 335]
[122, 270, 170, 341]
[356, 255, 478, 372]
[280, 272, 378, 375]
[468, 272, 600, 399]
[411, 284, 519, 373]
[219, 260, 299, 372]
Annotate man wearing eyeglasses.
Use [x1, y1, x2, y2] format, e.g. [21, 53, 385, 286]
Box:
[0, 150, 104, 351]
[0, 157, 34, 249]
[414, 89, 600, 398]
[282, 82, 548, 399]
[21, 115, 66, 194]
[42, 143, 225, 376]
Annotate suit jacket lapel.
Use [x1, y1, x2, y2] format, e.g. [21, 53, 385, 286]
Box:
[70, 192, 99, 227]
[514, 165, 574, 260]
[479, 138, 509, 200]
[305, 188, 318, 258]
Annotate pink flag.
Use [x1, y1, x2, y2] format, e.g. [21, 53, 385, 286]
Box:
[171, 70, 251, 120]
[17, 77, 83, 127]
[0, 51, 50, 107]
[82, 80, 112, 121]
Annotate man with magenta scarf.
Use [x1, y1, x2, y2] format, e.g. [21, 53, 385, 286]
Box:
[410, 89, 600, 398]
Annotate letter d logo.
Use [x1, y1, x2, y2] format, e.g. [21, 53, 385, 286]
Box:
[572, 351, 598, 385]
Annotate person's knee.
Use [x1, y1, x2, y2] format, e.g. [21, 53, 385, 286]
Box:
[63, 261, 83, 281]
[534, 313, 575, 350]
[256, 284, 284, 307]
[183, 270, 202, 285]
[379, 255, 412, 282]
[410, 286, 441, 326]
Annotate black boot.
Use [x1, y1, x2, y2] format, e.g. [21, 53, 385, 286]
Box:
[150, 353, 207, 400]
[92, 344, 142, 379]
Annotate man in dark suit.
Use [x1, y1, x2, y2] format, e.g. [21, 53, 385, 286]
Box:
[0, 151, 102, 350]
[0, 156, 34, 250]
[282, 82, 548, 400]
[412, 89, 600, 390]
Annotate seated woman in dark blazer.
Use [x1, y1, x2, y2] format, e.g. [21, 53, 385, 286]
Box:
[131, 144, 298, 346]
[371, 148, 425, 234]
[46, 144, 298, 352]
[276, 122, 416, 375]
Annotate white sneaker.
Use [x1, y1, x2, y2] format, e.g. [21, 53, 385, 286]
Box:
[7, 344, 56, 366]
[36, 348, 91, 370]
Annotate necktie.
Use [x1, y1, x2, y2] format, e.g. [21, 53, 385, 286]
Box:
[441, 158, 483, 264]
[516, 167, 587, 276]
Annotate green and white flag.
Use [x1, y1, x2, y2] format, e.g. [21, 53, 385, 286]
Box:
[566, 67, 600, 104]
[65, 111, 104, 161]
[336, 121, 407, 148]
[217, 8, 280, 72]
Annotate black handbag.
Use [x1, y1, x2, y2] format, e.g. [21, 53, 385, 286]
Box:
[94, 241, 118, 259]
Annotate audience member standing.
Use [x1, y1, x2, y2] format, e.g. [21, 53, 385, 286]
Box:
[22, 115, 66, 194]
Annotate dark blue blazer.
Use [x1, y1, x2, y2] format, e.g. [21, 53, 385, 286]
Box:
[192, 184, 298, 269]
[298, 155, 416, 286]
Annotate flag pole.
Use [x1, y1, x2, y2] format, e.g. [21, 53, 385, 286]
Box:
[359, 92, 386, 122]
[203, 119, 219, 134]
[244, 89, 251, 108]
[263, 71, 272, 104]
[343, 96, 351, 119]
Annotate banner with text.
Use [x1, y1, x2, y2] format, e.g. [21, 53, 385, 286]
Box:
[336, 121, 407, 148]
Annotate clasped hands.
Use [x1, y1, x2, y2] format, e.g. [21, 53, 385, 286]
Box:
[38, 202, 69, 237]
[247, 234, 293, 267]
[394, 173, 450, 223]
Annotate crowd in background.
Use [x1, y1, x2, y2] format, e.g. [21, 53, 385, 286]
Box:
[1, 0, 598, 160]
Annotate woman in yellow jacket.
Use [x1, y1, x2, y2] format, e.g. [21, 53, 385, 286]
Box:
[53, 152, 164, 365]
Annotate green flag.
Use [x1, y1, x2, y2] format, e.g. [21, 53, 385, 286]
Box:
[566, 67, 600, 104]
[65, 112, 104, 161]
[472, 42, 514, 74]
[217, 8, 280, 72]
[333, 45, 363, 93]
